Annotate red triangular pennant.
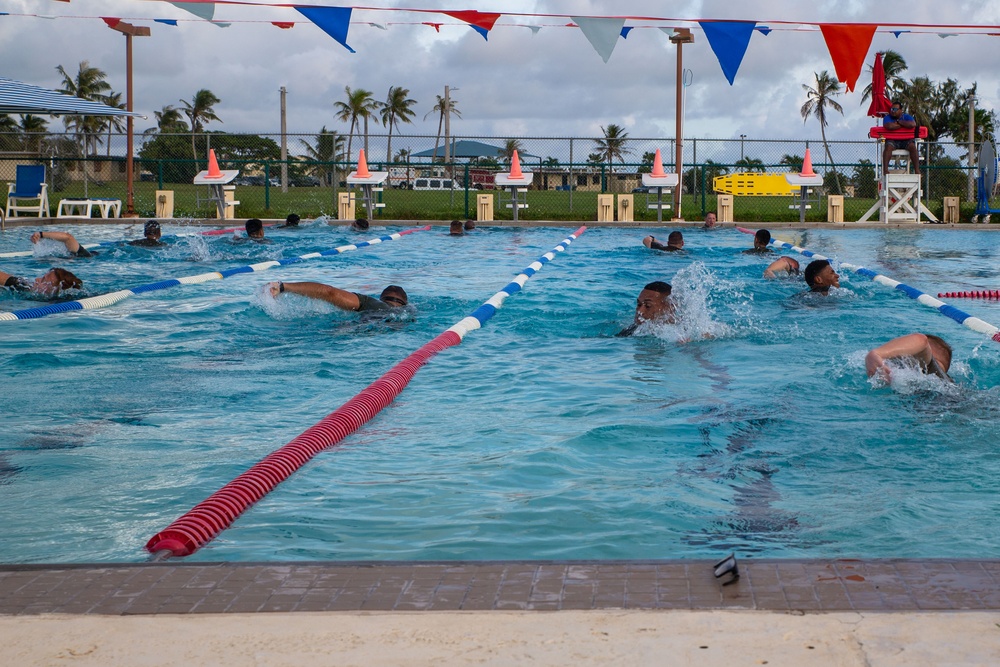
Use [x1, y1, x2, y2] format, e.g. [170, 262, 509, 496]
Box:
[442, 10, 501, 33]
[101, 17, 121, 29]
[819, 23, 878, 92]
[272, 22, 294, 30]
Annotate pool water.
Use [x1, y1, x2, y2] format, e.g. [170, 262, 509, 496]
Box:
[3, 222, 1000, 564]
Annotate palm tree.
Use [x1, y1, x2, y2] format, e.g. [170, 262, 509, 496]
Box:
[0, 114, 19, 152]
[300, 126, 345, 185]
[779, 154, 804, 171]
[800, 71, 844, 194]
[56, 61, 111, 158]
[423, 94, 461, 162]
[19, 114, 48, 155]
[379, 86, 416, 164]
[101, 91, 127, 157]
[333, 87, 378, 163]
[180, 89, 222, 162]
[156, 105, 188, 133]
[861, 50, 908, 105]
[897, 76, 936, 136]
[593, 123, 630, 170]
[498, 138, 524, 167]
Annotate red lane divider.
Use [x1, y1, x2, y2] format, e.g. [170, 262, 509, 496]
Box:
[146, 330, 462, 558]
[938, 290, 1000, 299]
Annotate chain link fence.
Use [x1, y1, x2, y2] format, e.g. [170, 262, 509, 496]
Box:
[0, 130, 980, 222]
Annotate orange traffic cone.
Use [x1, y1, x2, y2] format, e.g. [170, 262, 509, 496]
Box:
[509, 150, 523, 179]
[800, 148, 816, 177]
[206, 149, 223, 179]
[651, 148, 666, 177]
[355, 149, 371, 179]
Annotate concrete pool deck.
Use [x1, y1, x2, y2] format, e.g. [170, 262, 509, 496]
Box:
[2, 559, 999, 665]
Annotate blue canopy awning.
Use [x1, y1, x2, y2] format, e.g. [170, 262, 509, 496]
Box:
[0, 76, 145, 117]
[411, 140, 538, 160]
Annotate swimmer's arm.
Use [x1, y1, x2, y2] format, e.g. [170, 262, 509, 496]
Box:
[269, 281, 361, 311]
[866, 334, 935, 379]
[0, 269, 12, 284]
[763, 257, 799, 279]
[643, 236, 670, 251]
[31, 231, 81, 253]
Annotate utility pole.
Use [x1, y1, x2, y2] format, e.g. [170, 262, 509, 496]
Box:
[669, 28, 694, 221]
[106, 20, 150, 217]
[443, 85, 451, 177]
[280, 86, 288, 192]
[968, 94, 976, 202]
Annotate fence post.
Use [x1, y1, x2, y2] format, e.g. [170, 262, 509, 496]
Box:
[464, 162, 470, 218]
[157, 160, 164, 189]
[264, 162, 271, 211]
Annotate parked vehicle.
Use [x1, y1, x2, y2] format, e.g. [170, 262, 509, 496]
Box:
[412, 178, 456, 190]
[289, 175, 321, 187]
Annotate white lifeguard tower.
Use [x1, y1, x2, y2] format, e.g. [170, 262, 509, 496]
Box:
[641, 149, 679, 223]
[494, 150, 532, 222]
[858, 126, 938, 223]
[345, 150, 388, 218]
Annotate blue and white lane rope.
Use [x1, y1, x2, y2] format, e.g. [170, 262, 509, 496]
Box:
[737, 227, 1000, 343]
[0, 226, 430, 322]
[446, 225, 587, 340]
[0, 222, 284, 259]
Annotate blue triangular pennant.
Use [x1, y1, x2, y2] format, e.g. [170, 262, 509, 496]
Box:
[621, 26, 634, 39]
[296, 6, 355, 53]
[698, 20, 757, 85]
[154, 19, 178, 26]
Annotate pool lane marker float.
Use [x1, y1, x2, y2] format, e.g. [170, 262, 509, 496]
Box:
[0, 226, 431, 321]
[145, 226, 587, 559]
[0, 222, 283, 259]
[938, 290, 1000, 299]
[736, 226, 1000, 343]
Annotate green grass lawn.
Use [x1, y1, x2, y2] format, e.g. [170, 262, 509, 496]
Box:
[48, 182, 974, 223]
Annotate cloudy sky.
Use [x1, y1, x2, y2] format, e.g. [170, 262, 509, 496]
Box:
[1, 0, 998, 149]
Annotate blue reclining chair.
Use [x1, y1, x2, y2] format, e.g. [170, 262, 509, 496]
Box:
[6, 164, 50, 218]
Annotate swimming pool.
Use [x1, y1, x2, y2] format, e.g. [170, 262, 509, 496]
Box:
[3, 222, 1000, 564]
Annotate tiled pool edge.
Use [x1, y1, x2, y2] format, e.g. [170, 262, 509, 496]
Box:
[2, 559, 998, 615]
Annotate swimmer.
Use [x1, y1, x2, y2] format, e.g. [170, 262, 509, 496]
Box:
[278, 213, 301, 229]
[803, 259, 839, 293]
[241, 218, 272, 244]
[763, 256, 800, 279]
[30, 230, 93, 257]
[743, 229, 773, 254]
[865, 333, 952, 383]
[351, 218, 369, 232]
[643, 231, 683, 252]
[0, 266, 82, 296]
[464, 220, 476, 231]
[703, 212, 717, 229]
[449, 220, 464, 236]
[269, 281, 408, 314]
[128, 220, 165, 247]
[616, 281, 674, 337]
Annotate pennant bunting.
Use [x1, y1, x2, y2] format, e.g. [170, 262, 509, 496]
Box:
[154, 19, 178, 26]
[572, 16, 625, 63]
[272, 21, 294, 29]
[368, 22, 387, 30]
[527, 25, 541, 35]
[891, 31, 909, 38]
[442, 10, 501, 41]
[423, 22, 442, 32]
[171, 2, 214, 22]
[296, 6, 355, 53]
[699, 21, 756, 85]
[755, 26, 772, 35]
[101, 17, 121, 29]
[621, 26, 633, 39]
[819, 23, 877, 92]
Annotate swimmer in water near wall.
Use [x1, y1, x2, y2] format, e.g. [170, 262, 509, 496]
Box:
[616, 281, 674, 337]
[866, 333, 953, 383]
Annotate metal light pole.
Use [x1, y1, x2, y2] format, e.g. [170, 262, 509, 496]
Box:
[968, 94, 976, 202]
[107, 20, 150, 217]
[740, 134, 747, 161]
[280, 86, 288, 192]
[669, 28, 694, 221]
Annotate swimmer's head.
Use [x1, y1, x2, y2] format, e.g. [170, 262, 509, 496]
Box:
[926, 334, 953, 372]
[754, 229, 771, 247]
[33, 267, 81, 295]
[380, 285, 408, 307]
[351, 218, 369, 231]
[449, 220, 464, 235]
[245, 218, 264, 239]
[634, 281, 674, 324]
[284, 213, 300, 227]
[804, 259, 839, 291]
[144, 220, 161, 239]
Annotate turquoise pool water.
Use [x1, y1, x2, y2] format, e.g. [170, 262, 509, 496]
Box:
[2, 222, 1000, 563]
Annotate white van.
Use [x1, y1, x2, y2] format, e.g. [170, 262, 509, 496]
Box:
[412, 178, 456, 190]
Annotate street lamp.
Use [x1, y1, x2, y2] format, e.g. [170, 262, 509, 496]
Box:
[740, 134, 747, 161]
[669, 28, 694, 220]
[106, 20, 150, 218]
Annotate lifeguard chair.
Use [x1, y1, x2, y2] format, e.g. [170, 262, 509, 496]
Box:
[858, 126, 938, 223]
